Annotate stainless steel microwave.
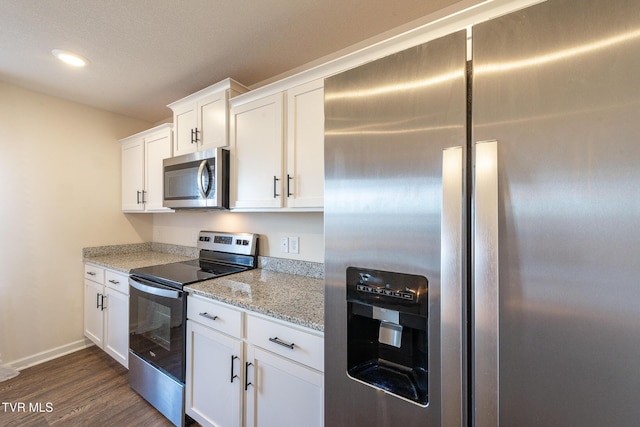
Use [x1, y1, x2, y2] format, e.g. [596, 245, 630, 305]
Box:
[163, 148, 229, 209]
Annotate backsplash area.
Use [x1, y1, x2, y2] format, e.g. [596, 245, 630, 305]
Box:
[82, 242, 198, 258]
[83, 242, 323, 279]
[259, 256, 323, 279]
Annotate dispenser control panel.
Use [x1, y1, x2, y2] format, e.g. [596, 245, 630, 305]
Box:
[355, 283, 415, 301]
[346, 267, 428, 316]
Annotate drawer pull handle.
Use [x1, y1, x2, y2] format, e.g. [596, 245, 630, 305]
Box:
[269, 337, 295, 350]
[87, 272, 96, 276]
[108, 279, 120, 285]
[199, 312, 218, 321]
[230, 355, 239, 383]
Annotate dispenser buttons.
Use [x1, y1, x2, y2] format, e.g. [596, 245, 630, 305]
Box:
[356, 284, 414, 301]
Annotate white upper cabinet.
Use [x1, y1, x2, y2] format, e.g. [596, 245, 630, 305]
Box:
[231, 92, 285, 209]
[120, 123, 173, 213]
[230, 79, 325, 211]
[168, 78, 249, 156]
[286, 79, 324, 208]
[121, 137, 145, 212]
[144, 128, 172, 211]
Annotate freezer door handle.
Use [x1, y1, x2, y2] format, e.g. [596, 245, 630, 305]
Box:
[473, 140, 499, 426]
[441, 146, 465, 426]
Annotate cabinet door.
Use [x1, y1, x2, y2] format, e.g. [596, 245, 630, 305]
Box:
[198, 91, 228, 151]
[144, 128, 173, 212]
[186, 321, 243, 427]
[104, 287, 129, 368]
[286, 80, 325, 208]
[245, 345, 323, 427]
[231, 93, 284, 209]
[121, 138, 145, 212]
[173, 105, 198, 156]
[84, 279, 104, 347]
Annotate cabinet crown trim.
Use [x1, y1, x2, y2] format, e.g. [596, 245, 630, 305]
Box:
[168, 78, 249, 109]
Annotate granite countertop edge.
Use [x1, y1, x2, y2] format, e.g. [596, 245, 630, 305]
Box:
[186, 288, 323, 332]
[184, 269, 324, 332]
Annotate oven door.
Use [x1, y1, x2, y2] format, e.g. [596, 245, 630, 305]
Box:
[129, 276, 185, 382]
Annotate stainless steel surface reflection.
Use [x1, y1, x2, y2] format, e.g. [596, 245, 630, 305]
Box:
[473, 0, 640, 424]
[324, 30, 467, 426]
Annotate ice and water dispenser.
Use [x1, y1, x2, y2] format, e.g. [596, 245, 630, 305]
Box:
[346, 267, 429, 405]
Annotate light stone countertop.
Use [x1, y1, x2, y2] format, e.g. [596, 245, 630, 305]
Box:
[185, 269, 324, 332]
[82, 242, 198, 273]
[83, 251, 195, 274]
[82, 243, 324, 331]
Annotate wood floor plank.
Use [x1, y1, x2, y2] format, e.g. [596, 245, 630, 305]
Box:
[0, 346, 179, 426]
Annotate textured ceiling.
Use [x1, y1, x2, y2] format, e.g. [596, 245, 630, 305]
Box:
[0, 0, 463, 122]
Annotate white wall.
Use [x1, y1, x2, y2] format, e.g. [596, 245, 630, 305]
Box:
[0, 82, 153, 366]
[153, 211, 324, 263]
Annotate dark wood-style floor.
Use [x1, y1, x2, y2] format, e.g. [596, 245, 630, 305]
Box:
[0, 346, 177, 426]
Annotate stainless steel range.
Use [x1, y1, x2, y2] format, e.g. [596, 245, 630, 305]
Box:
[128, 231, 258, 427]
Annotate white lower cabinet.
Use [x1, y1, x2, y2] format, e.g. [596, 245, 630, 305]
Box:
[245, 344, 323, 427]
[84, 278, 105, 347]
[103, 286, 129, 365]
[186, 295, 324, 427]
[83, 263, 129, 368]
[186, 303, 244, 427]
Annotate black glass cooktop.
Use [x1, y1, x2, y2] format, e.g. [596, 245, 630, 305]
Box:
[130, 259, 247, 289]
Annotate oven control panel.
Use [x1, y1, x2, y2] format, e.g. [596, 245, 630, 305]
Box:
[197, 231, 258, 256]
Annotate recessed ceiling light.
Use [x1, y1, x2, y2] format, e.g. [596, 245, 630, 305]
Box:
[52, 49, 89, 67]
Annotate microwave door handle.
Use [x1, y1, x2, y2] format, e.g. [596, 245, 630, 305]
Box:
[197, 160, 212, 198]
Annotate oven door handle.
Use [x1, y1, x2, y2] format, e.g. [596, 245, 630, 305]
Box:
[129, 277, 182, 299]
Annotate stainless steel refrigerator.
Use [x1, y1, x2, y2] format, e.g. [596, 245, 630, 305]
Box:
[324, 0, 640, 425]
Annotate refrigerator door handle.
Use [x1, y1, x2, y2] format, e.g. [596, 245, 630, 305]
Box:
[441, 146, 465, 426]
[473, 140, 499, 426]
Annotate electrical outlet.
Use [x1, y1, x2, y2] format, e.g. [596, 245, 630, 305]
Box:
[289, 236, 299, 254]
[280, 237, 289, 253]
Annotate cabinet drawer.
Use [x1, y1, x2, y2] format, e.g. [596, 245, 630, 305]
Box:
[105, 270, 129, 295]
[84, 264, 105, 284]
[187, 295, 243, 338]
[247, 314, 323, 371]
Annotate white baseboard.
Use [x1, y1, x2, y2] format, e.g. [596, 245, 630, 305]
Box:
[8, 339, 95, 371]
